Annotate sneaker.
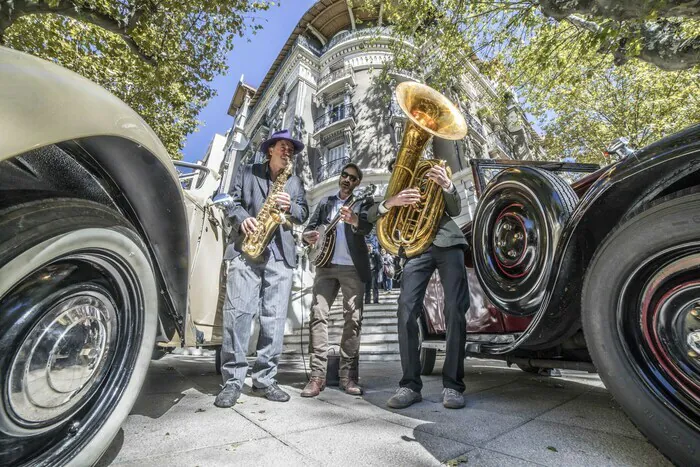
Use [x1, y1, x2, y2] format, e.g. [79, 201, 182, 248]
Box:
[214, 383, 241, 408]
[442, 388, 466, 409]
[386, 387, 422, 409]
[253, 383, 290, 402]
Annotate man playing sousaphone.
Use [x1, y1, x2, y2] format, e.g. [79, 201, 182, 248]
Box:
[215, 129, 309, 408]
[368, 82, 470, 410]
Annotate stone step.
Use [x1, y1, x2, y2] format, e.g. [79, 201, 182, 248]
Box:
[284, 330, 399, 345]
[283, 340, 401, 356]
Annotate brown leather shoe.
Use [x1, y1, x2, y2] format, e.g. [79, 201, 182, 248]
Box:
[301, 377, 326, 397]
[340, 379, 363, 395]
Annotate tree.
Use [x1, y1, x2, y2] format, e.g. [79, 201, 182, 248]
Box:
[514, 21, 700, 162]
[372, 0, 699, 163]
[0, 0, 273, 158]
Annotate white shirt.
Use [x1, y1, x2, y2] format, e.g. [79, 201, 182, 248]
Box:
[329, 193, 354, 266]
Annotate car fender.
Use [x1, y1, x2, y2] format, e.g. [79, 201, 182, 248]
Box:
[0, 47, 189, 331]
[526, 124, 700, 348]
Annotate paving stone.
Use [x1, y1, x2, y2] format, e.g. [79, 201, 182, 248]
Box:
[360, 390, 528, 445]
[483, 420, 672, 467]
[536, 391, 644, 440]
[103, 437, 316, 467]
[444, 448, 543, 466]
[281, 417, 475, 466]
[231, 388, 370, 437]
[97, 391, 269, 465]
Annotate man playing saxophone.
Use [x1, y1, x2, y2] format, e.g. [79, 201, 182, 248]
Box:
[368, 163, 470, 410]
[215, 129, 309, 408]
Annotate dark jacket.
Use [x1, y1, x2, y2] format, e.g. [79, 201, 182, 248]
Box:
[304, 193, 375, 283]
[368, 250, 382, 272]
[224, 162, 309, 268]
[367, 184, 467, 250]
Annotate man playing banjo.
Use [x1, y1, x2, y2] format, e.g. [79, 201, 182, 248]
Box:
[301, 163, 375, 397]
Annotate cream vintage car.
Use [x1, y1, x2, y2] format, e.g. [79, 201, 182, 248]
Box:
[0, 47, 229, 466]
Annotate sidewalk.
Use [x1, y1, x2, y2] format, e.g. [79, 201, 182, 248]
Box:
[97, 354, 670, 466]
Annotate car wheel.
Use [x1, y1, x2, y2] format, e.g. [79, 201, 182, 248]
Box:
[472, 167, 577, 315]
[417, 315, 436, 375]
[582, 191, 700, 465]
[0, 199, 158, 467]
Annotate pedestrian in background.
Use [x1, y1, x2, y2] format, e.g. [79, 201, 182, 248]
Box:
[365, 243, 381, 304]
[381, 248, 394, 291]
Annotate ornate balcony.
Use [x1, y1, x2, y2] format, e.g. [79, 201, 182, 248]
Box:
[323, 26, 393, 53]
[316, 155, 351, 184]
[464, 111, 486, 144]
[313, 103, 355, 135]
[488, 136, 514, 159]
[316, 67, 355, 96]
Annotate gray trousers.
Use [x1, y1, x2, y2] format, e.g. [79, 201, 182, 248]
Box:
[309, 265, 364, 379]
[221, 253, 293, 389]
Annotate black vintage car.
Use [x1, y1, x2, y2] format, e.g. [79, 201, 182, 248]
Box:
[420, 125, 700, 466]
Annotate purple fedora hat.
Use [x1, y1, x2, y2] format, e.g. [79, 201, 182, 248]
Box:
[260, 129, 304, 156]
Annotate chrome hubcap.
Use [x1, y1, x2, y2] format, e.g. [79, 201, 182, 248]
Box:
[8, 293, 117, 425]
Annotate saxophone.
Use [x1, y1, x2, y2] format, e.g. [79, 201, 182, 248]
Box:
[241, 161, 294, 259]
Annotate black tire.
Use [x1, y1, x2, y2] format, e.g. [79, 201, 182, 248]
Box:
[0, 199, 158, 467]
[472, 167, 577, 316]
[582, 191, 700, 466]
[417, 316, 436, 375]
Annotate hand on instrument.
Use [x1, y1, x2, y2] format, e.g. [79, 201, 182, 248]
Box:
[241, 217, 259, 236]
[339, 206, 359, 227]
[426, 165, 452, 190]
[385, 188, 421, 208]
[275, 192, 291, 212]
[303, 230, 320, 245]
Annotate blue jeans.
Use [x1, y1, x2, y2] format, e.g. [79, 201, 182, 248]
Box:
[220, 252, 293, 389]
[383, 277, 393, 290]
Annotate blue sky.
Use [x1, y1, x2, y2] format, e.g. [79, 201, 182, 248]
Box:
[182, 1, 318, 163]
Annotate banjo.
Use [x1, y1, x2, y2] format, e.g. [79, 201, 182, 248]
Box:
[307, 184, 376, 267]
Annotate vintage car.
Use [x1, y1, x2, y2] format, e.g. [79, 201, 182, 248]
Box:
[420, 134, 700, 465]
[0, 47, 229, 466]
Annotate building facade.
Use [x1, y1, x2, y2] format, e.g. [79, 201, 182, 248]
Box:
[219, 0, 545, 341]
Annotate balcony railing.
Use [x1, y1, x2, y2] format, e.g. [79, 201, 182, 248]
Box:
[464, 112, 485, 139]
[296, 35, 322, 55]
[314, 103, 355, 133]
[318, 68, 353, 90]
[490, 137, 513, 158]
[316, 155, 351, 183]
[323, 26, 393, 52]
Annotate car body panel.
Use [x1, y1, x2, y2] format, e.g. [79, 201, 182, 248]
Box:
[422, 124, 700, 355]
[0, 47, 190, 328]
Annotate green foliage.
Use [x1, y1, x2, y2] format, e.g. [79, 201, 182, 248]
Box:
[2, 0, 273, 158]
[376, 0, 699, 163]
[515, 22, 700, 163]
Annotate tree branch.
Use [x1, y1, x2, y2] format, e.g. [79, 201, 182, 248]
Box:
[4, 0, 156, 65]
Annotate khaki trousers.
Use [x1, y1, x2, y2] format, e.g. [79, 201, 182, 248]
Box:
[309, 264, 364, 379]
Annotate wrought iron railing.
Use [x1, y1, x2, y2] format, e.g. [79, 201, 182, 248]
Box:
[388, 98, 404, 118]
[464, 111, 485, 138]
[296, 36, 322, 55]
[316, 155, 351, 183]
[313, 103, 355, 133]
[318, 68, 353, 89]
[323, 26, 393, 52]
[491, 137, 513, 158]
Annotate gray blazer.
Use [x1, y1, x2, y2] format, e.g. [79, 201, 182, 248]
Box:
[224, 162, 309, 267]
[367, 184, 467, 250]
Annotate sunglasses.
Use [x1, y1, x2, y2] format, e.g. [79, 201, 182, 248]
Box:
[340, 171, 358, 183]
